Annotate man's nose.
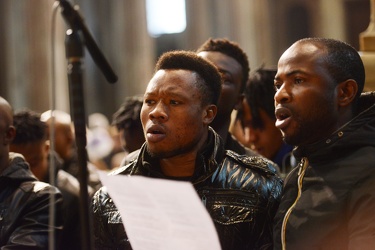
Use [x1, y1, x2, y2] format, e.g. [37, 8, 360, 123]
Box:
[149, 101, 168, 121]
[274, 83, 291, 104]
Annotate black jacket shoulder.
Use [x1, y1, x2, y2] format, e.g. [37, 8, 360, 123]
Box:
[225, 150, 279, 175]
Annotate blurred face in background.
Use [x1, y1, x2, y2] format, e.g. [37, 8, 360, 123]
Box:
[10, 140, 49, 181]
[198, 51, 243, 125]
[237, 99, 283, 160]
[48, 122, 75, 161]
[41, 110, 75, 161]
[119, 123, 145, 153]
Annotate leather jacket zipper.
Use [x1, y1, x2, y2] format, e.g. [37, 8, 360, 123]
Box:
[281, 157, 309, 250]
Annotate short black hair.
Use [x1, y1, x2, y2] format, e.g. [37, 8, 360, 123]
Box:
[155, 50, 222, 106]
[196, 38, 250, 93]
[244, 67, 277, 129]
[298, 38, 365, 100]
[112, 95, 143, 131]
[12, 109, 46, 144]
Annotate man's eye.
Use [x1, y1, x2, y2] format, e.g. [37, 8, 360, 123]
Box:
[223, 79, 233, 85]
[220, 72, 232, 85]
[170, 100, 179, 105]
[295, 78, 304, 84]
[144, 99, 155, 105]
[274, 82, 282, 90]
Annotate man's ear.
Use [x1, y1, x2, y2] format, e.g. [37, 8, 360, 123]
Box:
[337, 79, 358, 107]
[4, 126, 16, 145]
[44, 140, 50, 153]
[203, 105, 217, 125]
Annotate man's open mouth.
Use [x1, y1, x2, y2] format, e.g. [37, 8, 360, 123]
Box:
[275, 107, 292, 129]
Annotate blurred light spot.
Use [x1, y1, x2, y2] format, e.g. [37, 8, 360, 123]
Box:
[146, 0, 186, 37]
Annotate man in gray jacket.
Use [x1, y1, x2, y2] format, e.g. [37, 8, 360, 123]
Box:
[273, 38, 375, 249]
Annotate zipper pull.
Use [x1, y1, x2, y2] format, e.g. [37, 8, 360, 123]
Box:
[202, 195, 207, 207]
[201, 190, 209, 207]
[298, 157, 308, 176]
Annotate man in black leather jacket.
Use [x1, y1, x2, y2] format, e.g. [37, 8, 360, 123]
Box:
[272, 38, 375, 249]
[10, 109, 87, 250]
[0, 96, 63, 249]
[92, 51, 283, 250]
[121, 38, 260, 167]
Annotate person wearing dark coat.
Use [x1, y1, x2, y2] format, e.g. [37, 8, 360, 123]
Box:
[272, 37, 375, 250]
[92, 50, 282, 250]
[0, 96, 63, 249]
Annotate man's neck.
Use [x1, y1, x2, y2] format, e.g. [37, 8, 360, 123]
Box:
[211, 119, 230, 143]
[0, 154, 9, 176]
[160, 153, 197, 177]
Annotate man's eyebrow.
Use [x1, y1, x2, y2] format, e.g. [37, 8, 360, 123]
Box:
[144, 89, 188, 99]
[275, 70, 306, 80]
[218, 68, 231, 76]
[287, 70, 306, 76]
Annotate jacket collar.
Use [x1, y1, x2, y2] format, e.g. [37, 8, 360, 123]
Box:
[294, 91, 375, 164]
[132, 127, 226, 183]
[1, 153, 37, 183]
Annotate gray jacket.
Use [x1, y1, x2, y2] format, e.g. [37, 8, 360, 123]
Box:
[273, 92, 375, 250]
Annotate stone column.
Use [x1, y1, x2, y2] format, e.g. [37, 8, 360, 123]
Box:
[0, 0, 69, 112]
[182, 0, 277, 68]
[359, 0, 375, 91]
[74, 0, 155, 118]
[318, 0, 346, 39]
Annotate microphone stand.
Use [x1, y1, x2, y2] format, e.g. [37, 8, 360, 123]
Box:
[65, 29, 92, 250]
[58, 1, 118, 249]
[59, 0, 118, 83]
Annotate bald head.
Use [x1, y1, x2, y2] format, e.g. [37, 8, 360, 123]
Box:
[41, 109, 75, 161]
[0, 97, 13, 127]
[0, 96, 16, 173]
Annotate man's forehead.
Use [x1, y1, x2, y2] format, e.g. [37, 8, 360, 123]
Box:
[283, 41, 324, 59]
[278, 43, 326, 70]
[148, 69, 197, 86]
[199, 51, 241, 71]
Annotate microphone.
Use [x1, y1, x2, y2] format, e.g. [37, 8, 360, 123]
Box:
[58, 0, 118, 84]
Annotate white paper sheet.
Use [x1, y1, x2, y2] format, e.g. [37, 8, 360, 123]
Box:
[98, 171, 221, 250]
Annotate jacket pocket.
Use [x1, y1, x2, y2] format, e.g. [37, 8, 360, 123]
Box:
[198, 189, 258, 224]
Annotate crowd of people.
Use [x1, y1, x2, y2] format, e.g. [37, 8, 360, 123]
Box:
[0, 36, 374, 250]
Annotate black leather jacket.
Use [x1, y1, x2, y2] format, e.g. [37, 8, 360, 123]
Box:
[273, 92, 375, 250]
[0, 153, 63, 249]
[92, 128, 283, 250]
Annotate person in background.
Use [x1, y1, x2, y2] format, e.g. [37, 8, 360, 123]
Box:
[0, 96, 63, 249]
[41, 109, 102, 192]
[196, 38, 260, 157]
[40, 110, 76, 174]
[231, 67, 295, 178]
[111, 95, 145, 168]
[272, 37, 375, 249]
[87, 112, 115, 170]
[92, 50, 282, 250]
[10, 109, 90, 250]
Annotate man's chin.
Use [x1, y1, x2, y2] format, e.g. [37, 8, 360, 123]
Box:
[282, 133, 304, 147]
[281, 131, 293, 145]
[147, 147, 172, 159]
